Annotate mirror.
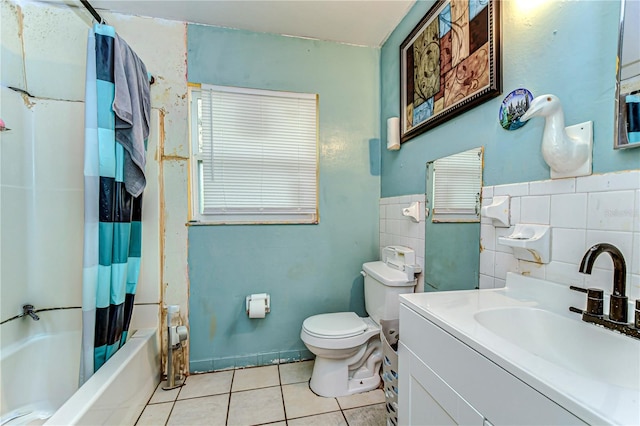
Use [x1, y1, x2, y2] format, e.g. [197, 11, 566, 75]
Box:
[423, 147, 483, 292]
[614, 0, 640, 149]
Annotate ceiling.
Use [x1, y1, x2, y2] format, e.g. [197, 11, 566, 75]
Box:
[83, 0, 416, 47]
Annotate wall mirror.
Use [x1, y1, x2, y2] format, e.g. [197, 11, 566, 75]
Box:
[614, 0, 640, 149]
[424, 147, 483, 292]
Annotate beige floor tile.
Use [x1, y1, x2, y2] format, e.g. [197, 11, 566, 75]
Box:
[227, 387, 285, 426]
[177, 370, 233, 400]
[279, 360, 314, 385]
[263, 422, 287, 426]
[343, 403, 387, 426]
[287, 411, 347, 426]
[337, 389, 386, 410]
[135, 402, 173, 426]
[231, 365, 280, 392]
[282, 382, 340, 419]
[167, 394, 228, 426]
[148, 381, 180, 404]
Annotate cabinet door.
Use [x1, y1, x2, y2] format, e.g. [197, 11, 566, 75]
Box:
[399, 305, 585, 425]
[400, 343, 484, 426]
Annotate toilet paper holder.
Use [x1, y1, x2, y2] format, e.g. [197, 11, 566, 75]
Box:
[246, 293, 271, 315]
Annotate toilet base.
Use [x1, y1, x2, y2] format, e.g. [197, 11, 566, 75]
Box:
[309, 338, 382, 397]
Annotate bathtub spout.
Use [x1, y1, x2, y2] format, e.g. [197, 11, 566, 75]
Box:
[21, 304, 39, 321]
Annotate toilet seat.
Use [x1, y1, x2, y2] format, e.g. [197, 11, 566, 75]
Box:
[302, 312, 367, 339]
[300, 313, 380, 351]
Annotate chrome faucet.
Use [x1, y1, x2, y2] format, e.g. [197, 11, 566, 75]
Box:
[20, 304, 39, 321]
[579, 243, 627, 323]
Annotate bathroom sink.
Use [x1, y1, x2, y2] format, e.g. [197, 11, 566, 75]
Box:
[399, 272, 640, 425]
[474, 307, 639, 390]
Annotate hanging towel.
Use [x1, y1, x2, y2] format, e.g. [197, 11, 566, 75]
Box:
[113, 33, 150, 197]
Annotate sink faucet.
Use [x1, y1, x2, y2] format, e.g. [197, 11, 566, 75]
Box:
[20, 304, 40, 321]
[579, 243, 627, 323]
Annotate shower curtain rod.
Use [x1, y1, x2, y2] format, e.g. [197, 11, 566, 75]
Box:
[79, 0, 155, 84]
[80, 0, 104, 24]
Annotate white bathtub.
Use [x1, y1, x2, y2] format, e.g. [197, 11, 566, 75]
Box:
[1, 309, 160, 425]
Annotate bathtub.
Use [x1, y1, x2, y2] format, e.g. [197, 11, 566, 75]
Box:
[1, 309, 160, 425]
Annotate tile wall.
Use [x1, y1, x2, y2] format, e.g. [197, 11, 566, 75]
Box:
[379, 194, 426, 289]
[480, 170, 640, 301]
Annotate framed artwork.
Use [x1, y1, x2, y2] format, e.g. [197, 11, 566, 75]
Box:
[400, 0, 501, 143]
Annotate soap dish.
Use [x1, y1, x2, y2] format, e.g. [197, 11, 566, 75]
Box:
[497, 224, 550, 264]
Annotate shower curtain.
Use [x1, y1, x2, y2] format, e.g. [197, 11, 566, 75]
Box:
[81, 24, 149, 383]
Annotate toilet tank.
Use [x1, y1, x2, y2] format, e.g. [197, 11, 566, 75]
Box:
[362, 246, 419, 324]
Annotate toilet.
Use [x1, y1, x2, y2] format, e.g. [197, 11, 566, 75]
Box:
[301, 246, 420, 397]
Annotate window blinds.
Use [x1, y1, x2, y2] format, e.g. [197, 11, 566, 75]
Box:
[432, 147, 483, 222]
[197, 85, 318, 223]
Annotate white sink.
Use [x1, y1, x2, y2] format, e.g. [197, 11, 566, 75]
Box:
[474, 307, 639, 390]
[399, 272, 640, 425]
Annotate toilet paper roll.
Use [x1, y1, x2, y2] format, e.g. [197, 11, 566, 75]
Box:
[387, 117, 400, 151]
[248, 299, 266, 318]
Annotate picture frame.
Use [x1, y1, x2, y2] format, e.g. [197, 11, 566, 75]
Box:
[400, 0, 501, 143]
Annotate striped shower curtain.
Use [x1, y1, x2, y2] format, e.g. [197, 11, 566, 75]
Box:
[81, 24, 146, 383]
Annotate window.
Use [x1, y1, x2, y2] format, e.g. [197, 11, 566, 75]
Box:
[189, 85, 319, 224]
[431, 147, 483, 223]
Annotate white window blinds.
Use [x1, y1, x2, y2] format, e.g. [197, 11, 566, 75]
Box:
[431, 147, 483, 223]
[192, 85, 319, 224]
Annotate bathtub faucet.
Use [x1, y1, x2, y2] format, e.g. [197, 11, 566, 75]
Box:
[21, 304, 39, 321]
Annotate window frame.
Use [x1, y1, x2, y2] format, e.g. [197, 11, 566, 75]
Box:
[430, 147, 483, 223]
[188, 84, 320, 225]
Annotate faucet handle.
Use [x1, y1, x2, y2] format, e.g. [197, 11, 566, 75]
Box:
[610, 294, 629, 323]
[634, 300, 640, 329]
[585, 288, 603, 317]
[569, 286, 603, 317]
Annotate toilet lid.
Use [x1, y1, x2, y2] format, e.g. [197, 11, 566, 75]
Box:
[302, 312, 367, 339]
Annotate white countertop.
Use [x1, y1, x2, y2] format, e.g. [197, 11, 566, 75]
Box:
[400, 273, 640, 425]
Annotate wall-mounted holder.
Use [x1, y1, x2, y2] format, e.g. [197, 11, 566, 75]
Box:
[402, 201, 420, 222]
[246, 293, 271, 318]
[498, 224, 551, 264]
[520, 94, 593, 179]
[480, 195, 510, 227]
[387, 117, 400, 150]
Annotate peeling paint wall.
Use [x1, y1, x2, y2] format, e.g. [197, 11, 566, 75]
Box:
[0, 0, 189, 373]
[186, 25, 381, 372]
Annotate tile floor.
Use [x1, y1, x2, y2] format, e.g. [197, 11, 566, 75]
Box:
[136, 360, 387, 426]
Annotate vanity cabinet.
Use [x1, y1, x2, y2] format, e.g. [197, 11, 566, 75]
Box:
[398, 304, 585, 426]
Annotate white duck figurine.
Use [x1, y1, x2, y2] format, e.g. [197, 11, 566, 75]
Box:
[520, 94, 592, 178]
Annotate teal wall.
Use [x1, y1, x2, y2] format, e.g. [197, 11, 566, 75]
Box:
[381, 0, 639, 197]
[186, 25, 381, 371]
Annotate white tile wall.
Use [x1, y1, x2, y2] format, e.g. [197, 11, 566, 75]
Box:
[480, 171, 640, 304]
[379, 194, 426, 290]
[520, 196, 550, 225]
[587, 191, 636, 232]
[518, 260, 546, 279]
[635, 190, 640, 232]
[550, 193, 588, 229]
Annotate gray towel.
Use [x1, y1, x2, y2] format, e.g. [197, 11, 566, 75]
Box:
[113, 33, 150, 197]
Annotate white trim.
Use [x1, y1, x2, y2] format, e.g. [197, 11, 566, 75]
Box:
[188, 85, 319, 225]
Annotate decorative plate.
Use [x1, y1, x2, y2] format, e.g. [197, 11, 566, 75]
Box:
[499, 88, 534, 131]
